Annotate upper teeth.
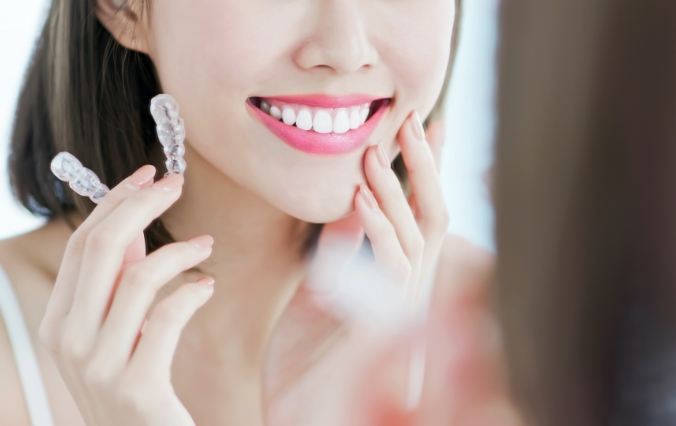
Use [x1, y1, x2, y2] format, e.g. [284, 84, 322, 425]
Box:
[259, 100, 372, 134]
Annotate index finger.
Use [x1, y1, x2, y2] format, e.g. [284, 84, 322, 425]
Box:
[41, 164, 158, 343]
[63, 172, 186, 356]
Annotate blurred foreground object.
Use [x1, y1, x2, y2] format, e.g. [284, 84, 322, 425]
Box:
[292, 233, 522, 425]
[494, 1, 676, 425]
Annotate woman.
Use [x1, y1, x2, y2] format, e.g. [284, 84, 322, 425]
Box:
[0, 0, 496, 424]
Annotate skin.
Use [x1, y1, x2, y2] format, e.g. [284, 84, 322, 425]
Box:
[98, 0, 453, 363]
[0, 0, 519, 424]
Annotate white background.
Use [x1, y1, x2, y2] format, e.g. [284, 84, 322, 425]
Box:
[0, 0, 497, 250]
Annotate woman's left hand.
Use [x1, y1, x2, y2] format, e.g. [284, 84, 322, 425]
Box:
[309, 110, 449, 319]
[265, 114, 522, 426]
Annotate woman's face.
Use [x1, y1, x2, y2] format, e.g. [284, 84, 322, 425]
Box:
[141, 0, 454, 222]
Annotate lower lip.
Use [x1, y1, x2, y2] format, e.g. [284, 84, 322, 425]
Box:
[245, 98, 391, 155]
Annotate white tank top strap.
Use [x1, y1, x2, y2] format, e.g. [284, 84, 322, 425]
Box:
[0, 265, 55, 426]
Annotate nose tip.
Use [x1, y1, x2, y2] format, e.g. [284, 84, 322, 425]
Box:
[296, 37, 378, 75]
[294, 4, 379, 75]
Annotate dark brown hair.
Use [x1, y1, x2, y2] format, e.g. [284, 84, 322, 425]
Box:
[8, 0, 461, 258]
[494, 1, 676, 425]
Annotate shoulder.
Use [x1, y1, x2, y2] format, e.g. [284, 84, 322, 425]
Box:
[0, 217, 75, 424]
[0, 215, 77, 279]
[0, 215, 74, 334]
[433, 233, 495, 305]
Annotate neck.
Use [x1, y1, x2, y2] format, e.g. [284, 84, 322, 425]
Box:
[155, 144, 316, 367]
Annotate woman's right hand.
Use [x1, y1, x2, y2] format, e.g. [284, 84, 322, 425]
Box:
[38, 165, 215, 426]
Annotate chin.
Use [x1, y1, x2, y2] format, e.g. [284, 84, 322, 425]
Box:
[275, 191, 356, 224]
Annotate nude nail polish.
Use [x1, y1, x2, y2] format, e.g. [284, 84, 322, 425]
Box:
[188, 235, 214, 250]
[197, 277, 215, 294]
[197, 276, 215, 286]
[125, 165, 156, 189]
[151, 172, 183, 192]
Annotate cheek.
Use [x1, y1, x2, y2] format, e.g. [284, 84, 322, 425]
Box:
[150, 1, 268, 99]
[144, 0, 453, 223]
[147, 0, 272, 164]
[385, 1, 455, 113]
[147, 2, 363, 222]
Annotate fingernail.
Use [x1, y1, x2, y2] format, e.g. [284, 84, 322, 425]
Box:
[359, 184, 378, 210]
[376, 143, 390, 169]
[151, 172, 183, 192]
[410, 111, 425, 141]
[125, 165, 156, 189]
[188, 235, 214, 250]
[197, 276, 215, 293]
[197, 276, 215, 286]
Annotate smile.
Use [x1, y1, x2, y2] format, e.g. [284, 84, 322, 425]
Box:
[246, 94, 392, 155]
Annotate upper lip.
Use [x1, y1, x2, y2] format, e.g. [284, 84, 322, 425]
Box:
[252, 94, 390, 109]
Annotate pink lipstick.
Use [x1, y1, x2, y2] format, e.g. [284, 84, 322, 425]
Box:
[246, 95, 392, 155]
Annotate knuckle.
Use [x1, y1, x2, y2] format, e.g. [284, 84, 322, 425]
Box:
[66, 229, 88, 253]
[60, 334, 90, 363]
[114, 384, 151, 413]
[97, 189, 121, 207]
[86, 226, 121, 251]
[83, 363, 115, 390]
[121, 263, 151, 290]
[115, 372, 169, 413]
[118, 272, 158, 307]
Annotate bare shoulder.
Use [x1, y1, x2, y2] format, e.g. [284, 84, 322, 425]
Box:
[0, 215, 77, 278]
[433, 233, 495, 302]
[0, 217, 76, 424]
[0, 215, 75, 338]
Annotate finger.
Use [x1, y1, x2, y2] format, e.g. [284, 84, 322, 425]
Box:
[61, 173, 185, 359]
[425, 118, 446, 172]
[355, 184, 411, 285]
[397, 111, 449, 238]
[364, 143, 424, 263]
[72, 164, 159, 234]
[128, 278, 215, 378]
[89, 235, 214, 375]
[403, 117, 444, 217]
[40, 165, 156, 347]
